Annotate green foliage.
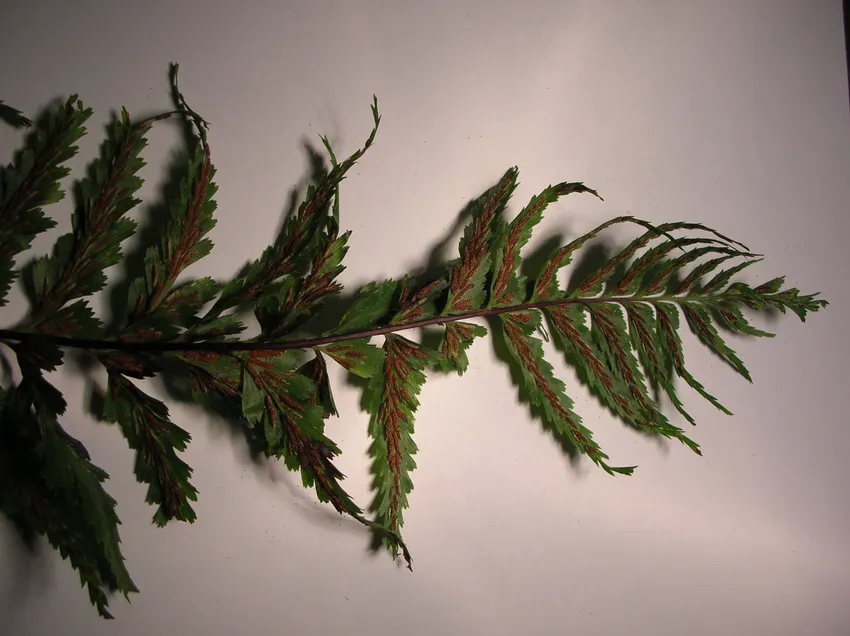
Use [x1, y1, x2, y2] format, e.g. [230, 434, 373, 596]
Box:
[0, 66, 828, 619]
[364, 334, 433, 562]
[0, 377, 137, 619]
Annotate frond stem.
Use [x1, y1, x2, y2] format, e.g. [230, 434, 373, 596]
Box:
[0, 293, 759, 355]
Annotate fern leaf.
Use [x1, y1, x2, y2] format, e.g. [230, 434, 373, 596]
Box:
[443, 168, 518, 314]
[655, 301, 732, 415]
[319, 338, 385, 378]
[0, 96, 92, 307]
[188, 313, 246, 340]
[392, 275, 446, 324]
[255, 226, 351, 339]
[240, 351, 347, 495]
[643, 245, 741, 295]
[537, 220, 791, 435]
[32, 299, 101, 339]
[546, 305, 622, 401]
[0, 379, 137, 619]
[365, 335, 431, 564]
[159, 277, 221, 328]
[490, 180, 600, 308]
[571, 222, 744, 297]
[624, 303, 696, 425]
[300, 351, 338, 417]
[437, 321, 487, 375]
[0, 96, 91, 254]
[130, 140, 217, 320]
[102, 372, 199, 525]
[675, 253, 738, 295]
[174, 351, 245, 432]
[237, 349, 404, 557]
[500, 310, 634, 475]
[0, 80, 830, 619]
[546, 303, 695, 451]
[585, 302, 698, 450]
[526, 216, 820, 454]
[28, 107, 163, 328]
[534, 216, 668, 300]
[681, 302, 751, 381]
[698, 258, 761, 296]
[208, 100, 380, 318]
[36, 407, 138, 605]
[241, 346, 413, 562]
[332, 279, 399, 334]
[613, 237, 751, 296]
[181, 351, 241, 396]
[736, 278, 825, 320]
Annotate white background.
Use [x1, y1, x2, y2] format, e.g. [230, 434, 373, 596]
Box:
[1, 1, 849, 634]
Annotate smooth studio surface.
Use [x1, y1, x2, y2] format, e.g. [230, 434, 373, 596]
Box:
[1, 1, 849, 634]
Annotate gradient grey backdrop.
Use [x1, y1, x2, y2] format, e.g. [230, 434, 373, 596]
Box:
[1, 1, 848, 634]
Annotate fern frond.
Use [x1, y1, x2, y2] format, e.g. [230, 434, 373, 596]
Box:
[103, 372, 198, 525]
[534, 215, 825, 444]
[393, 275, 446, 324]
[27, 107, 165, 325]
[300, 350, 338, 416]
[443, 168, 518, 314]
[319, 338, 385, 378]
[239, 348, 413, 556]
[490, 181, 601, 308]
[0, 96, 92, 307]
[438, 321, 487, 375]
[127, 133, 217, 322]
[0, 378, 137, 619]
[0, 71, 829, 619]
[330, 279, 399, 335]
[500, 310, 633, 474]
[364, 334, 431, 566]
[92, 75, 218, 527]
[206, 98, 381, 320]
[256, 225, 350, 339]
